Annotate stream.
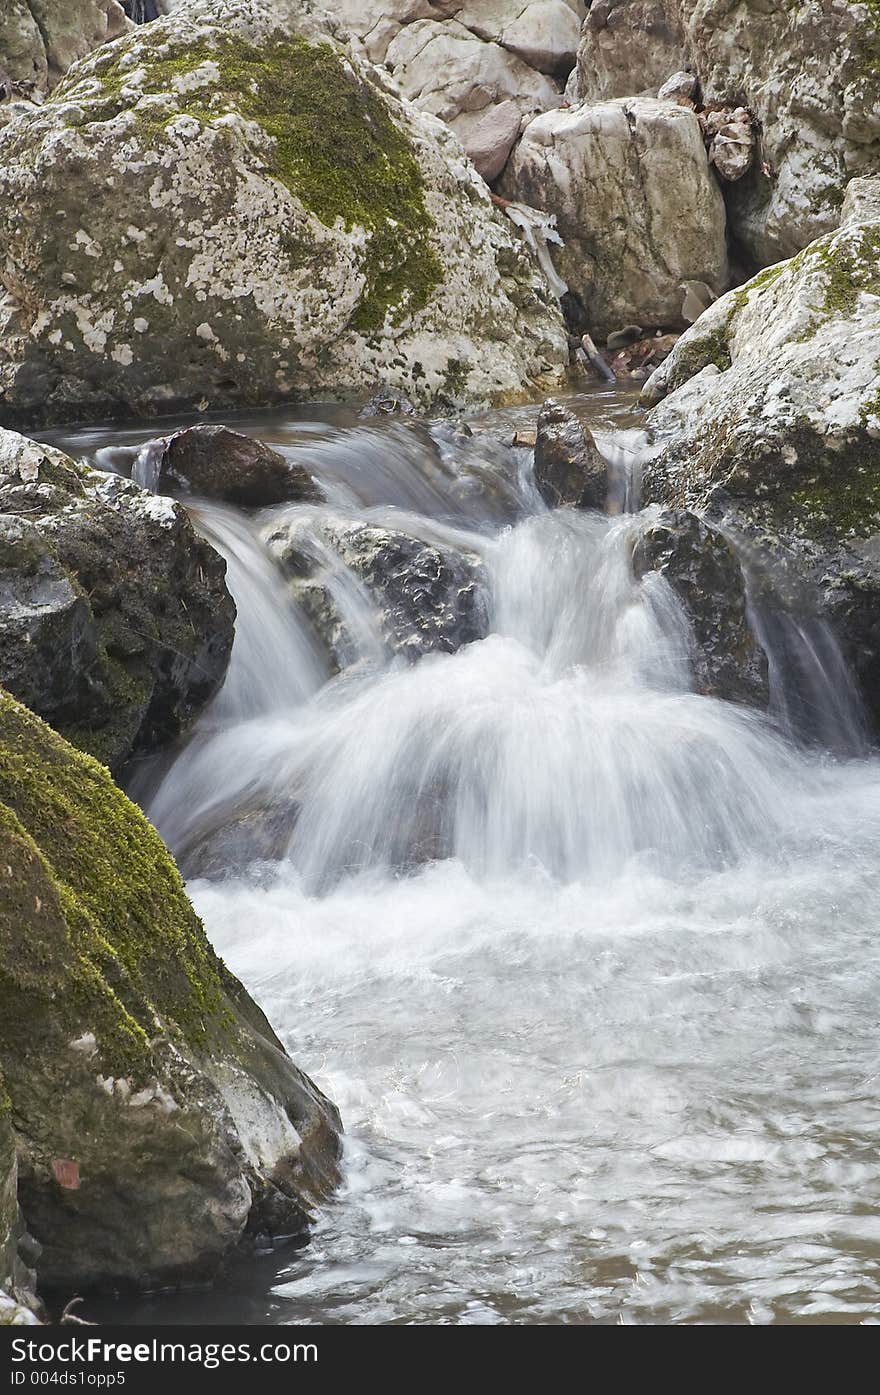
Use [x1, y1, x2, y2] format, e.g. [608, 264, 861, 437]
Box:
[46, 389, 880, 1325]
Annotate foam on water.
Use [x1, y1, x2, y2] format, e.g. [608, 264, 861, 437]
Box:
[77, 398, 880, 1324]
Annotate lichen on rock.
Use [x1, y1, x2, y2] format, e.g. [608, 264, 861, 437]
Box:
[0, 0, 567, 426]
[0, 689, 341, 1293]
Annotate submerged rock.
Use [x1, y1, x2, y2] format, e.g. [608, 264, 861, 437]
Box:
[264, 512, 489, 668]
[533, 400, 608, 510]
[633, 510, 769, 707]
[0, 691, 341, 1294]
[641, 214, 880, 727]
[0, 428, 234, 770]
[153, 425, 321, 507]
[501, 97, 728, 335]
[0, 0, 567, 427]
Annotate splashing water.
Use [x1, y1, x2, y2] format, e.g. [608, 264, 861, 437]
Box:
[61, 397, 880, 1325]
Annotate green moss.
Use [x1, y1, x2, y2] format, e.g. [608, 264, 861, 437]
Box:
[0, 691, 234, 1076]
[53, 32, 444, 336]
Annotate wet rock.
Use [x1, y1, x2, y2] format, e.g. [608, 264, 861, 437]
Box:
[155, 425, 321, 507]
[454, 98, 522, 183]
[0, 691, 341, 1293]
[501, 97, 728, 335]
[641, 214, 880, 728]
[574, 0, 880, 265]
[658, 69, 697, 104]
[0, 428, 235, 771]
[359, 387, 417, 418]
[0, 1, 567, 426]
[606, 325, 643, 351]
[607, 331, 678, 380]
[264, 512, 489, 667]
[633, 510, 768, 706]
[534, 400, 608, 510]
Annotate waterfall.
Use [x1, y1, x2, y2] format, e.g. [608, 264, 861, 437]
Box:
[75, 397, 880, 1325]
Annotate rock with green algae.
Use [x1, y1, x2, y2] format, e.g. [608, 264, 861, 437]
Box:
[639, 215, 880, 727]
[0, 427, 235, 772]
[0, 690, 341, 1294]
[0, 0, 567, 428]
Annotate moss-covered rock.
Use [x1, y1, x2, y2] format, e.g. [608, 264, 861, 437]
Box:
[0, 427, 235, 771]
[0, 0, 566, 427]
[0, 689, 340, 1293]
[641, 216, 880, 727]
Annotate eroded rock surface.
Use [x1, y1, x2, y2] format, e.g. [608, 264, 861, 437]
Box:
[0, 0, 567, 427]
[501, 97, 728, 334]
[0, 691, 341, 1293]
[0, 428, 235, 770]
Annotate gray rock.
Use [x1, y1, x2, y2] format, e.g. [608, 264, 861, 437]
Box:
[633, 510, 769, 707]
[359, 386, 418, 418]
[641, 214, 880, 728]
[0, 428, 235, 771]
[1, 1093, 40, 1325]
[264, 513, 490, 667]
[153, 425, 321, 507]
[657, 69, 697, 103]
[842, 176, 880, 229]
[455, 99, 522, 183]
[575, 0, 880, 265]
[534, 399, 608, 510]
[0, 1, 567, 427]
[501, 97, 728, 336]
[0, 691, 341, 1294]
[708, 112, 755, 183]
[0, 0, 130, 96]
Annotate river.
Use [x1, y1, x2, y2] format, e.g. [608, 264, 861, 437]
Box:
[45, 389, 880, 1325]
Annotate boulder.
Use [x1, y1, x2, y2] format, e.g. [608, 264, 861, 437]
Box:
[633, 510, 769, 707]
[0, 428, 235, 770]
[576, 0, 880, 265]
[264, 511, 489, 668]
[0, 0, 567, 427]
[0, 691, 341, 1293]
[501, 97, 728, 335]
[0, 0, 130, 97]
[149, 425, 321, 507]
[641, 215, 880, 727]
[533, 399, 607, 510]
[453, 98, 522, 183]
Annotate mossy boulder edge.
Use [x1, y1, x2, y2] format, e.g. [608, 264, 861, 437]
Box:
[0, 690, 341, 1294]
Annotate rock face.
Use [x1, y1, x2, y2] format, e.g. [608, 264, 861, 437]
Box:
[501, 97, 728, 335]
[575, 0, 880, 265]
[0, 429, 235, 771]
[334, 1, 585, 177]
[641, 214, 880, 726]
[264, 511, 489, 668]
[533, 399, 607, 509]
[633, 510, 769, 707]
[0, 0, 567, 427]
[149, 425, 322, 507]
[0, 690, 341, 1293]
[0, 0, 130, 98]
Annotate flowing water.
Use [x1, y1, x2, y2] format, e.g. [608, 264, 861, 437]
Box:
[48, 392, 880, 1325]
